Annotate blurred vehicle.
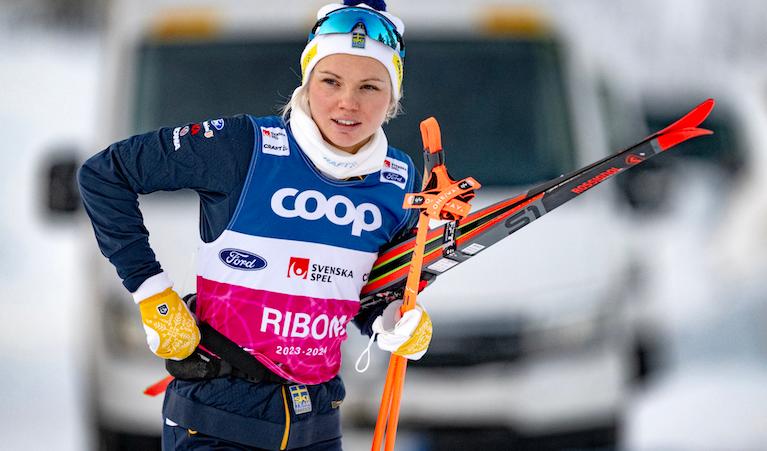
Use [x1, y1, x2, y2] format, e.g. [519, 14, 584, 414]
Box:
[620, 68, 767, 449]
[44, 0, 651, 449]
[342, 5, 652, 451]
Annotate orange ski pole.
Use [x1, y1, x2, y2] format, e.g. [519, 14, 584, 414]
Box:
[372, 117, 479, 451]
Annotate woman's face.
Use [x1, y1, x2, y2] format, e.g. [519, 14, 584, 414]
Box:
[307, 54, 392, 154]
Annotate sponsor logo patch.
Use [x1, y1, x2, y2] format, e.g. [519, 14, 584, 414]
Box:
[172, 127, 181, 151]
[626, 154, 644, 165]
[157, 304, 169, 316]
[261, 127, 290, 156]
[380, 157, 409, 189]
[260, 308, 347, 339]
[287, 257, 355, 283]
[191, 123, 201, 135]
[179, 125, 189, 137]
[219, 249, 268, 271]
[301, 44, 318, 74]
[392, 54, 403, 90]
[271, 188, 382, 236]
[287, 257, 310, 279]
[211, 118, 225, 130]
[203, 121, 214, 138]
[289, 385, 312, 415]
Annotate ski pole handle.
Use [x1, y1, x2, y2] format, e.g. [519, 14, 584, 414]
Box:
[420, 117, 444, 176]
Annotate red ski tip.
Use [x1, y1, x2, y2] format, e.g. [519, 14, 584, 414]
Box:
[657, 127, 713, 151]
[656, 98, 715, 136]
[144, 375, 174, 397]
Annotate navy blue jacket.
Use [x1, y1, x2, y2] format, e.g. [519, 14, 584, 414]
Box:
[77, 115, 418, 334]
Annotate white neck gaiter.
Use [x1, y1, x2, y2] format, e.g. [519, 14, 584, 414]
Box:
[288, 87, 388, 180]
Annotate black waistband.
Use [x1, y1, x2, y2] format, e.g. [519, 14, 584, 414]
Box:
[168, 294, 292, 385]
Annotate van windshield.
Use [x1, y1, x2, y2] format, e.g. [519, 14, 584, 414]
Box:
[135, 37, 573, 186]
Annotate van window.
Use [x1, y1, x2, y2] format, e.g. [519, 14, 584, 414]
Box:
[135, 37, 573, 186]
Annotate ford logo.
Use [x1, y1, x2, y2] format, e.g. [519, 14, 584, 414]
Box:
[383, 172, 406, 183]
[219, 249, 268, 271]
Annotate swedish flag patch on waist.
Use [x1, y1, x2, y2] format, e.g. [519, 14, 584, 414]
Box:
[289, 385, 312, 415]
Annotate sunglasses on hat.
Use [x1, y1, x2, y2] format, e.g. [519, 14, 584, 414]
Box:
[308, 7, 406, 59]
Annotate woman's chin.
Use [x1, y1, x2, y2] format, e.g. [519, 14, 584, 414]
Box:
[328, 135, 368, 154]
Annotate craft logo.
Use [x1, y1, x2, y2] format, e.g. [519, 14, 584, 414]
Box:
[287, 257, 310, 279]
[626, 154, 644, 165]
[287, 257, 355, 283]
[219, 249, 268, 271]
[261, 127, 290, 156]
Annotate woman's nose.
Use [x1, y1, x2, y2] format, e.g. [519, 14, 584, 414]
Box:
[338, 88, 359, 110]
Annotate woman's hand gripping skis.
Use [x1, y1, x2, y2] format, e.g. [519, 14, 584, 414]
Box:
[371, 117, 480, 451]
[359, 99, 715, 312]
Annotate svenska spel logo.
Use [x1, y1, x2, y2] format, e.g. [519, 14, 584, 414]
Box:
[287, 257, 310, 279]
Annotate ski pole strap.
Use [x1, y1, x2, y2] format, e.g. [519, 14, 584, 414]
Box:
[407, 117, 481, 221]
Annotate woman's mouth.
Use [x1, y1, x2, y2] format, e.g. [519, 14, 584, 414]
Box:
[332, 118, 361, 128]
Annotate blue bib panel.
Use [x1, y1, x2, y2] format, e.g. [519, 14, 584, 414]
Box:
[230, 116, 415, 251]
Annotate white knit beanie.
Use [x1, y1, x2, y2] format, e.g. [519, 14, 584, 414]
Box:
[299, 1, 405, 100]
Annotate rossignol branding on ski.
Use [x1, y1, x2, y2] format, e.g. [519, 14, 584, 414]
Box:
[359, 99, 716, 307]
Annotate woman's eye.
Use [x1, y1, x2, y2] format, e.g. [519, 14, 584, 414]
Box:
[322, 78, 339, 86]
[362, 84, 380, 91]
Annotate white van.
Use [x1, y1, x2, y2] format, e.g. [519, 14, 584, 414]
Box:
[68, 1, 646, 448]
[621, 69, 767, 450]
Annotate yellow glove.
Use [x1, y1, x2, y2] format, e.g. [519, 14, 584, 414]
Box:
[138, 288, 200, 360]
[372, 300, 432, 360]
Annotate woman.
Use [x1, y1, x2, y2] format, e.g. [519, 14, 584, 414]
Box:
[78, 1, 432, 450]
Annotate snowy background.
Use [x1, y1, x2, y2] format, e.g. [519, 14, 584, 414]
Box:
[2, 0, 767, 450]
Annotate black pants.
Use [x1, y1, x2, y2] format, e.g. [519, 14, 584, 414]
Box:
[162, 424, 342, 451]
[162, 376, 345, 450]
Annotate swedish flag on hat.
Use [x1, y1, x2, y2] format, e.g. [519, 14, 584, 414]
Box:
[300, 0, 406, 99]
